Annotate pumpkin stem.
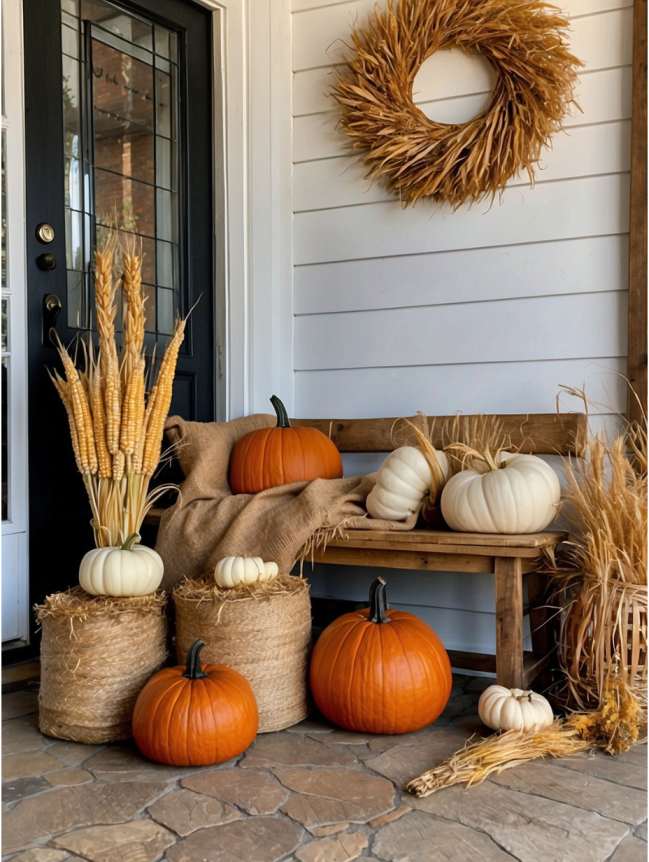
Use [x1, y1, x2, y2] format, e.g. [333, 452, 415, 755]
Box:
[120, 533, 140, 551]
[368, 576, 389, 623]
[270, 395, 290, 428]
[184, 640, 208, 680]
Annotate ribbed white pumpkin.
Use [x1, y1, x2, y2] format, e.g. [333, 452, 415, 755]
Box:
[478, 684, 554, 732]
[79, 536, 164, 597]
[214, 556, 279, 589]
[367, 446, 449, 521]
[441, 452, 560, 533]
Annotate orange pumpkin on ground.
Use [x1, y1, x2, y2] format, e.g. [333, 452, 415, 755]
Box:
[229, 395, 343, 494]
[310, 577, 452, 734]
[132, 640, 258, 766]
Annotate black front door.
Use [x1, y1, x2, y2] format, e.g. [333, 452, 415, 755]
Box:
[23, 0, 213, 628]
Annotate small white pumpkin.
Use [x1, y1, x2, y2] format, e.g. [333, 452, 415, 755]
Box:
[478, 684, 554, 732]
[367, 446, 449, 521]
[214, 556, 279, 589]
[79, 534, 164, 597]
[441, 452, 560, 534]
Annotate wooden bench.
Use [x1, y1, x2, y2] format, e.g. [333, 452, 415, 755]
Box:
[293, 412, 587, 689]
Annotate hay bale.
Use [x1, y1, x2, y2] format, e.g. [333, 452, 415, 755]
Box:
[35, 588, 167, 744]
[174, 575, 311, 732]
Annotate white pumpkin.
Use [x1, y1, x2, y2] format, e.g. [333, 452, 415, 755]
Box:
[367, 446, 449, 521]
[79, 535, 163, 597]
[441, 452, 560, 533]
[478, 684, 554, 732]
[214, 556, 279, 589]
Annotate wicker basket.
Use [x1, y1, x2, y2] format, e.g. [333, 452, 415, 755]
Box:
[36, 588, 167, 743]
[174, 575, 311, 732]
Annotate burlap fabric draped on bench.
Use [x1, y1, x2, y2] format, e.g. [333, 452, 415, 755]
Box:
[156, 413, 416, 588]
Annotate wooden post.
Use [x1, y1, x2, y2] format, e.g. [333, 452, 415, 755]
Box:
[495, 557, 524, 687]
[628, 0, 647, 424]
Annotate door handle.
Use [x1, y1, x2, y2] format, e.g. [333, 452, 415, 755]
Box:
[43, 293, 63, 345]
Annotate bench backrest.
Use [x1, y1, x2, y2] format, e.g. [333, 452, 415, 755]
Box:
[292, 413, 587, 456]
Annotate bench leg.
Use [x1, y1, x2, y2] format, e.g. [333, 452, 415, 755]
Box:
[495, 556, 524, 688]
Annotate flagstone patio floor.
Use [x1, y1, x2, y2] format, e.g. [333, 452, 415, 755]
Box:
[2, 675, 647, 862]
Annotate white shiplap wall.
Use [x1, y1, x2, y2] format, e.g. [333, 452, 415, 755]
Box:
[288, 0, 631, 654]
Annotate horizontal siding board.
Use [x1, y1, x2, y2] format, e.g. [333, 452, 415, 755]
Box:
[293, 66, 633, 162]
[294, 236, 628, 314]
[292, 8, 633, 114]
[294, 173, 629, 264]
[293, 121, 631, 211]
[294, 357, 627, 416]
[294, 291, 628, 369]
[292, 0, 632, 72]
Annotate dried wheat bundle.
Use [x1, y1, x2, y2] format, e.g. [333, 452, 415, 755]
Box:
[407, 677, 642, 797]
[50, 238, 186, 547]
[333, 0, 581, 206]
[550, 422, 648, 709]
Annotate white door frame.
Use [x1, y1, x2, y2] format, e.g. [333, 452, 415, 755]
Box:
[199, 0, 293, 419]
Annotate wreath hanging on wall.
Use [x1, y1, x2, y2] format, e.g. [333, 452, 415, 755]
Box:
[333, 0, 582, 207]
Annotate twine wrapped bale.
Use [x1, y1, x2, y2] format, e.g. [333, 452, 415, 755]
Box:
[36, 588, 167, 743]
[174, 575, 311, 732]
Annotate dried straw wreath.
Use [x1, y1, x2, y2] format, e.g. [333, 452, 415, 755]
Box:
[333, 0, 582, 206]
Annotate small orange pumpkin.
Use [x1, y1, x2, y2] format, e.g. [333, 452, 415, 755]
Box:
[229, 395, 343, 494]
[310, 577, 452, 734]
[132, 640, 258, 766]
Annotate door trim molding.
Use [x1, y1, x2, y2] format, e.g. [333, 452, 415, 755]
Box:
[198, 0, 293, 419]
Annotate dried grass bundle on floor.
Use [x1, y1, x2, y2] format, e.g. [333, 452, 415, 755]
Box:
[407, 677, 642, 797]
[333, 0, 581, 206]
[551, 420, 647, 710]
[50, 237, 186, 547]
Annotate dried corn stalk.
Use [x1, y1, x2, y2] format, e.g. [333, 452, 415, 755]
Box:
[50, 237, 184, 547]
[333, 0, 581, 206]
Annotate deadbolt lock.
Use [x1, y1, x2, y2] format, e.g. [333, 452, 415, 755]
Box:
[35, 223, 55, 244]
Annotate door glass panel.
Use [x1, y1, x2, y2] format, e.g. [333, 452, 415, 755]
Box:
[60, 0, 181, 339]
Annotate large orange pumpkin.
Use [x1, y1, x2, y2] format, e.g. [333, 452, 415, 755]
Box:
[229, 395, 343, 494]
[310, 577, 452, 734]
[132, 640, 258, 766]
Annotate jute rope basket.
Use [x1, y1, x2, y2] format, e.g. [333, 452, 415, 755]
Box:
[174, 575, 312, 732]
[35, 588, 167, 743]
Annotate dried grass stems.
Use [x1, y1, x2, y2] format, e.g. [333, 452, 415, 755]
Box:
[407, 676, 642, 797]
[174, 574, 308, 606]
[550, 419, 647, 710]
[35, 586, 167, 621]
[50, 238, 186, 548]
[333, 0, 581, 206]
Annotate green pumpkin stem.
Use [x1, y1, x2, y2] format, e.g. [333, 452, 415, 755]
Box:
[270, 395, 290, 429]
[120, 533, 140, 551]
[184, 640, 208, 680]
[369, 577, 389, 623]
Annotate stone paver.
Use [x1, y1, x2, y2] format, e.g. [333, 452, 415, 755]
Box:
[51, 820, 175, 862]
[165, 816, 303, 862]
[3, 751, 60, 781]
[411, 782, 630, 861]
[295, 830, 368, 862]
[610, 835, 649, 861]
[491, 759, 648, 825]
[2, 718, 48, 755]
[148, 787, 240, 835]
[45, 767, 93, 787]
[2, 775, 50, 803]
[275, 766, 396, 828]
[242, 733, 357, 768]
[84, 745, 192, 783]
[2, 781, 167, 853]
[182, 767, 288, 815]
[365, 727, 467, 786]
[8, 850, 71, 862]
[1, 675, 645, 862]
[556, 745, 648, 791]
[372, 809, 513, 861]
[2, 691, 38, 720]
